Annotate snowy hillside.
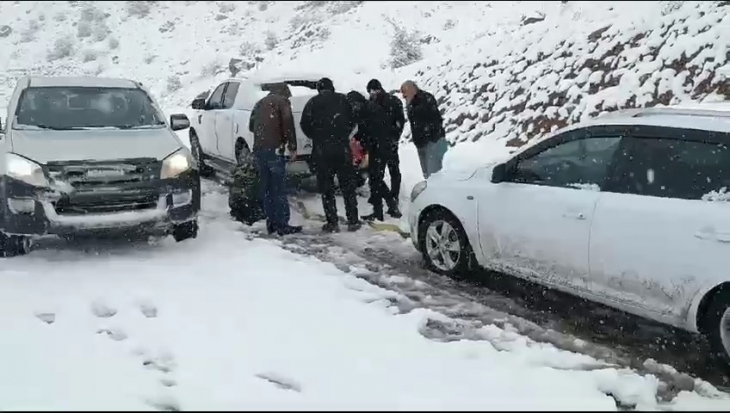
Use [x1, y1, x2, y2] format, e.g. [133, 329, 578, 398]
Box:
[1, 1, 727, 162]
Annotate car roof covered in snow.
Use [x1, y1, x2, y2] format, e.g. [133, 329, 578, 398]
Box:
[237, 71, 329, 85]
[514, 106, 730, 156]
[584, 107, 730, 134]
[26, 76, 139, 89]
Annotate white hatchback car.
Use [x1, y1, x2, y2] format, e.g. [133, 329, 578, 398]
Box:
[408, 106, 730, 367]
[188, 72, 325, 177]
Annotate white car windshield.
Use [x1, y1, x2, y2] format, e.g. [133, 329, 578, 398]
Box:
[13, 86, 166, 130]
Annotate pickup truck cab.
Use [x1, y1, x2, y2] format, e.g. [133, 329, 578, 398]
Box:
[188, 72, 325, 178]
[0, 76, 200, 257]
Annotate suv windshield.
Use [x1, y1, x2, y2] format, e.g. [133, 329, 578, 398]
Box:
[13, 86, 166, 130]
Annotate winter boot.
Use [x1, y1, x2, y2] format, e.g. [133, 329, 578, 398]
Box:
[277, 225, 303, 236]
[322, 222, 340, 233]
[386, 199, 402, 219]
[347, 220, 363, 232]
[266, 221, 277, 235]
[361, 205, 384, 222]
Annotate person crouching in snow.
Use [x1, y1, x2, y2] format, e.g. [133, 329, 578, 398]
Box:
[229, 152, 266, 226]
[346, 90, 397, 222]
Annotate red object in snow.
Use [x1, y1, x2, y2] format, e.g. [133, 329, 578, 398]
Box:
[351, 136, 366, 167]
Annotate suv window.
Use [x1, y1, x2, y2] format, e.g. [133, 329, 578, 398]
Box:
[207, 83, 227, 110]
[611, 136, 730, 201]
[222, 82, 240, 109]
[509, 136, 623, 190]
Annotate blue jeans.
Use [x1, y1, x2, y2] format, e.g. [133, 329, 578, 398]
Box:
[417, 137, 448, 178]
[254, 149, 290, 229]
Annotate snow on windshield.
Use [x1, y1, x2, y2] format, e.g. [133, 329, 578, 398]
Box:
[14, 87, 165, 130]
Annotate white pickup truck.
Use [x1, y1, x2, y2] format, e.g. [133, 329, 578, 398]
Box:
[188, 72, 326, 178]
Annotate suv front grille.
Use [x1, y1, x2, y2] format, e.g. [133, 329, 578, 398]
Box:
[45, 158, 162, 215]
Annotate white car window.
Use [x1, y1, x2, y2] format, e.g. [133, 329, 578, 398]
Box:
[611, 135, 730, 201]
[511, 136, 623, 189]
[207, 83, 227, 110]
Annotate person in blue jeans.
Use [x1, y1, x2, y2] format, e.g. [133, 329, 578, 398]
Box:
[248, 83, 302, 236]
[400, 80, 449, 178]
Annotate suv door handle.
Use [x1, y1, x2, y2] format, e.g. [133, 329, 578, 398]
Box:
[563, 212, 586, 220]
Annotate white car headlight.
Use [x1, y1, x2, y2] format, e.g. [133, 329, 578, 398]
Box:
[410, 180, 428, 202]
[5, 153, 49, 187]
[161, 150, 193, 179]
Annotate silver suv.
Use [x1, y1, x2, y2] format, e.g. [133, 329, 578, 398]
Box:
[0, 76, 200, 257]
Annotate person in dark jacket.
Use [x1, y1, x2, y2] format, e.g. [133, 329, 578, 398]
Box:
[346, 91, 397, 222]
[300, 78, 361, 233]
[400, 80, 448, 178]
[248, 82, 302, 236]
[366, 79, 404, 217]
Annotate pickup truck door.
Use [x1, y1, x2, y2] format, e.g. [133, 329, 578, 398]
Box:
[200, 82, 227, 156]
[215, 82, 240, 163]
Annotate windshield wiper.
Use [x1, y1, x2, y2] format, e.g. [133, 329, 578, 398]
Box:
[20, 124, 87, 131]
[114, 123, 166, 130]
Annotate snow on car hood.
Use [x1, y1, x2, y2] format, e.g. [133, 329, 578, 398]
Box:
[10, 128, 183, 164]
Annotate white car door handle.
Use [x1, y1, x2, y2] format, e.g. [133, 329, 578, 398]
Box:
[695, 229, 730, 243]
[563, 212, 586, 220]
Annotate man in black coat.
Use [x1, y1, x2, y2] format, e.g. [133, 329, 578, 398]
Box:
[366, 79, 404, 218]
[300, 78, 361, 233]
[400, 80, 448, 178]
[346, 91, 396, 222]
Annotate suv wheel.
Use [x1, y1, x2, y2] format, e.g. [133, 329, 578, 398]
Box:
[172, 220, 198, 242]
[0, 232, 32, 258]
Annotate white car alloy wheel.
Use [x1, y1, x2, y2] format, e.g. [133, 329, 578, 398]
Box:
[425, 219, 462, 272]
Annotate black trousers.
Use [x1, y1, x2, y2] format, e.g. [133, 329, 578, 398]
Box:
[315, 151, 359, 225]
[367, 155, 393, 214]
[383, 149, 401, 203]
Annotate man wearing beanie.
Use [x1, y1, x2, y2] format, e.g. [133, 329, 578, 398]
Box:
[366, 79, 404, 218]
[300, 78, 362, 233]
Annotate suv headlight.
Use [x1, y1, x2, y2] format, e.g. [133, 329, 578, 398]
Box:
[161, 149, 194, 179]
[410, 180, 427, 202]
[5, 153, 49, 187]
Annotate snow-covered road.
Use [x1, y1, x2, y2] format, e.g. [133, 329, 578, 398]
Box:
[0, 181, 729, 410]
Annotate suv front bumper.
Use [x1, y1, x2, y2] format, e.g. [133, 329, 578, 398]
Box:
[0, 171, 200, 237]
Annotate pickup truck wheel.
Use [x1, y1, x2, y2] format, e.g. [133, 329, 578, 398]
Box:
[235, 140, 251, 166]
[0, 232, 32, 258]
[190, 130, 215, 178]
[172, 220, 198, 242]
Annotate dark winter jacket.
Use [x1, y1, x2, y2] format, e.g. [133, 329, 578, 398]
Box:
[406, 89, 444, 148]
[371, 91, 405, 151]
[346, 91, 389, 156]
[248, 84, 297, 153]
[300, 90, 356, 159]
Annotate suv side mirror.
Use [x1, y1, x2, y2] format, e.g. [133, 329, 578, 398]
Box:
[170, 114, 190, 131]
[491, 163, 507, 183]
[191, 98, 206, 110]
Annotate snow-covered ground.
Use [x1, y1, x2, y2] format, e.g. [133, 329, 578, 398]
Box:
[1, 182, 728, 411]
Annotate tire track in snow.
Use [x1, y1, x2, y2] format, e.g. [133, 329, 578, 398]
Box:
[201, 180, 729, 406]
